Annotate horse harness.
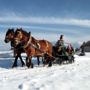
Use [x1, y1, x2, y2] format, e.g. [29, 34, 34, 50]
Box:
[23, 35, 49, 54]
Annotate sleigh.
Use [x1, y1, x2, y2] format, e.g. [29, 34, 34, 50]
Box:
[52, 44, 75, 65]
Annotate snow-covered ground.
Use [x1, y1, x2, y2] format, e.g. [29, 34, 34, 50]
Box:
[0, 51, 90, 90]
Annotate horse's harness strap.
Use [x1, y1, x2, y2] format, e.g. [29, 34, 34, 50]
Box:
[36, 41, 40, 49]
[24, 35, 32, 49]
[24, 36, 44, 53]
[45, 40, 48, 52]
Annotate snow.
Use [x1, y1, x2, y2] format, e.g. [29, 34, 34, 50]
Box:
[0, 51, 90, 90]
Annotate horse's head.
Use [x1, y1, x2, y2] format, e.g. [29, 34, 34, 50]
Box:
[14, 28, 31, 47]
[4, 28, 14, 43]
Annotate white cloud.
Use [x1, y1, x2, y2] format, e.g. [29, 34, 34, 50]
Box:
[0, 13, 90, 43]
[0, 14, 90, 28]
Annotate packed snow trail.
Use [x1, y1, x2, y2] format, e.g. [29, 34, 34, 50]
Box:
[0, 52, 90, 90]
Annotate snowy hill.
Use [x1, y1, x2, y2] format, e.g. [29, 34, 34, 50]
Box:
[0, 51, 90, 90]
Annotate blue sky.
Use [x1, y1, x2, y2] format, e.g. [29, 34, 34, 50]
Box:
[0, 0, 90, 43]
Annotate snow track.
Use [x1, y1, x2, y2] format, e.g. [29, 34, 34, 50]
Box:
[0, 52, 90, 90]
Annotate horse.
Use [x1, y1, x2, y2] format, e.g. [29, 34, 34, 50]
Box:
[4, 28, 25, 67]
[14, 28, 53, 68]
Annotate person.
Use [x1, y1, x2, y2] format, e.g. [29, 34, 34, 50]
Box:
[79, 42, 85, 56]
[55, 35, 64, 47]
[66, 43, 74, 55]
[55, 35, 67, 56]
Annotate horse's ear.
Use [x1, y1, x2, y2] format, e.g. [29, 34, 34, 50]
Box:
[8, 28, 10, 31]
[16, 28, 20, 31]
[16, 28, 18, 30]
[28, 32, 31, 39]
[28, 32, 31, 36]
[12, 28, 14, 32]
[20, 28, 22, 30]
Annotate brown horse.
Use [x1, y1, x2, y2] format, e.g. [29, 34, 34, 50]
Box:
[5, 28, 45, 67]
[14, 28, 53, 68]
[4, 28, 25, 67]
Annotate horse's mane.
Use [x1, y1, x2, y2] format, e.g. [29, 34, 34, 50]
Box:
[21, 29, 29, 36]
[15, 28, 29, 37]
[15, 28, 39, 44]
[32, 36, 38, 41]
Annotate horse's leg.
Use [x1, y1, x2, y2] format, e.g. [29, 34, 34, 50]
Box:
[37, 56, 40, 66]
[43, 54, 48, 66]
[26, 56, 30, 68]
[48, 57, 52, 67]
[44, 53, 52, 67]
[26, 57, 28, 63]
[42, 56, 46, 66]
[45, 56, 52, 67]
[29, 57, 34, 68]
[12, 55, 18, 68]
[26, 56, 33, 68]
[19, 55, 25, 67]
[42, 56, 45, 65]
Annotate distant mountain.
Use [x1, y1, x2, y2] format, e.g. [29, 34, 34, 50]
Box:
[84, 41, 90, 46]
[80, 40, 90, 52]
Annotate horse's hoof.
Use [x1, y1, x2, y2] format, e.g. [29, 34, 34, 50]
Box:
[26, 63, 30, 68]
[12, 65, 18, 68]
[31, 63, 34, 68]
[22, 63, 25, 67]
[48, 64, 52, 67]
[48, 62, 52, 67]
